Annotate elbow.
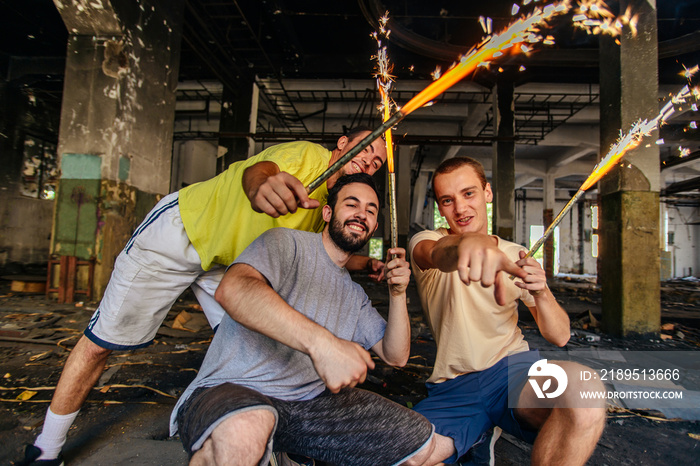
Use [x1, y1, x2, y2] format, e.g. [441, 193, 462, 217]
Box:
[391, 355, 409, 368]
[549, 331, 570, 347]
[214, 284, 226, 307]
[214, 276, 238, 309]
[385, 350, 410, 368]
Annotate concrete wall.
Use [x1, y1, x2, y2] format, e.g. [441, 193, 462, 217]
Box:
[0, 82, 60, 267]
[666, 204, 700, 278]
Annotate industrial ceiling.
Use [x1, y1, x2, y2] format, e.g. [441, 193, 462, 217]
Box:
[2, 0, 700, 200]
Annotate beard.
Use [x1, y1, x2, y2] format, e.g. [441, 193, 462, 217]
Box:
[328, 214, 371, 253]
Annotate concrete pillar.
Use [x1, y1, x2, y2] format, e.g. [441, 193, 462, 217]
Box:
[53, 0, 185, 298]
[598, 0, 660, 336]
[388, 145, 414, 250]
[543, 173, 556, 277]
[219, 80, 257, 170]
[492, 77, 515, 241]
[411, 171, 430, 227]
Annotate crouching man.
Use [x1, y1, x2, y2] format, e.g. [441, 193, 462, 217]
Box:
[170, 174, 438, 466]
[408, 157, 606, 465]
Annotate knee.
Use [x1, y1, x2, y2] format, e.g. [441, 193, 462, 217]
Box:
[74, 336, 112, 361]
[401, 433, 454, 466]
[206, 409, 276, 463]
[401, 436, 435, 466]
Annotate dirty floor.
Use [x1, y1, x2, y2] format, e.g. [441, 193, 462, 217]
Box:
[0, 274, 699, 465]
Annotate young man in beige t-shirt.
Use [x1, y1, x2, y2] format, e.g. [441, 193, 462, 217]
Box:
[408, 157, 605, 465]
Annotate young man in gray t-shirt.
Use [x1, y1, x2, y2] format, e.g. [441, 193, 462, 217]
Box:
[171, 174, 438, 466]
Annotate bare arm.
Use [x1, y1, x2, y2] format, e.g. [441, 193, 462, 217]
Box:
[242, 161, 320, 217]
[412, 232, 528, 305]
[215, 263, 375, 392]
[515, 251, 571, 346]
[346, 254, 386, 282]
[371, 248, 411, 367]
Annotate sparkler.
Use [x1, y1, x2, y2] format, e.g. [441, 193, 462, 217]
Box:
[527, 78, 697, 258]
[306, 0, 634, 194]
[373, 13, 399, 252]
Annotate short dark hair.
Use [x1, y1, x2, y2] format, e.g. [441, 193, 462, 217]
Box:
[343, 125, 385, 145]
[327, 173, 380, 210]
[345, 126, 373, 141]
[432, 157, 488, 194]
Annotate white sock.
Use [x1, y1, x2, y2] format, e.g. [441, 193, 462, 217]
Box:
[34, 407, 79, 460]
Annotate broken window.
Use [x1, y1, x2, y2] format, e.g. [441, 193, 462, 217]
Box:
[20, 135, 58, 200]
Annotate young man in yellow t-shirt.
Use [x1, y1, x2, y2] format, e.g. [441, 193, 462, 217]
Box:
[407, 157, 605, 465]
[21, 128, 387, 465]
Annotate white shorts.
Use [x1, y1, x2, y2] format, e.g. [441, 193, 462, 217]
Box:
[85, 192, 227, 350]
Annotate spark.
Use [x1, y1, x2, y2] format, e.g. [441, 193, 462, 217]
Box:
[306, 1, 644, 196]
[401, 1, 636, 116]
[372, 12, 398, 250]
[580, 82, 695, 191]
[479, 16, 493, 35]
[527, 76, 698, 259]
[679, 147, 691, 157]
[432, 66, 442, 80]
[681, 64, 699, 80]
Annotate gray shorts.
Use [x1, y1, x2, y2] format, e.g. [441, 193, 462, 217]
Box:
[176, 383, 434, 466]
[84, 192, 227, 349]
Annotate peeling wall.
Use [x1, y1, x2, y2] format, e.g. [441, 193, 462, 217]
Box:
[93, 180, 157, 298]
[52, 0, 184, 296]
[57, 0, 183, 194]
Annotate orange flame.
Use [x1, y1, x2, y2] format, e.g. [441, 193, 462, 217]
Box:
[401, 0, 632, 116]
[379, 86, 395, 173]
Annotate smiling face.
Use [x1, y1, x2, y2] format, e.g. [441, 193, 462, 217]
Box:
[323, 182, 379, 253]
[433, 165, 493, 236]
[327, 131, 387, 188]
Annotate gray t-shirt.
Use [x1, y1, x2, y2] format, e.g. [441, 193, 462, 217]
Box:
[170, 228, 387, 435]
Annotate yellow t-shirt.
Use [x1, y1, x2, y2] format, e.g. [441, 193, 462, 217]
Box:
[408, 228, 535, 383]
[178, 141, 330, 271]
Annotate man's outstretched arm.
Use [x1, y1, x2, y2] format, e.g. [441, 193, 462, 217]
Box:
[215, 263, 374, 392]
[371, 248, 411, 367]
[412, 232, 528, 306]
[515, 251, 571, 347]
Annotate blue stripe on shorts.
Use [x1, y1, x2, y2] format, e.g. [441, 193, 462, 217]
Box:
[125, 197, 179, 254]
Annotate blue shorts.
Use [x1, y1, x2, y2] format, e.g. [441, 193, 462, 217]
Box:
[413, 350, 540, 463]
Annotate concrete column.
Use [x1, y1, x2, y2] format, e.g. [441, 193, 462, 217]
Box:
[53, 0, 185, 298]
[492, 77, 516, 241]
[598, 0, 660, 336]
[543, 173, 556, 277]
[219, 80, 257, 170]
[396, 145, 413, 249]
[411, 171, 430, 227]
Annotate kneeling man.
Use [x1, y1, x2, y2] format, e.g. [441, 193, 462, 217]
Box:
[171, 174, 437, 466]
[409, 157, 606, 465]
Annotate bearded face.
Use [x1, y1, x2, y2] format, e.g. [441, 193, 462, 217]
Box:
[328, 210, 373, 253]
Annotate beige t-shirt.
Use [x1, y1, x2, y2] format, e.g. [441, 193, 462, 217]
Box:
[409, 228, 535, 383]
